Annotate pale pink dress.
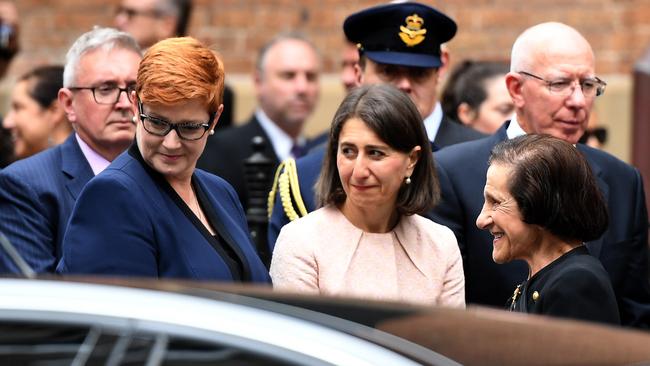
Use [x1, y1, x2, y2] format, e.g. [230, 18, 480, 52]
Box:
[270, 205, 465, 307]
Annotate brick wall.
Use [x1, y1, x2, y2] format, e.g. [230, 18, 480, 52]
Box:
[3, 0, 649, 162]
[6, 0, 650, 78]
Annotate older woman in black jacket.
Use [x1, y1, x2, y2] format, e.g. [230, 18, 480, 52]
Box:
[476, 134, 619, 325]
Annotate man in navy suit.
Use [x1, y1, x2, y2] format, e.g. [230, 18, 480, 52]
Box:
[0, 27, 142, 273]
[429, 22, 650, 328]
[198, 33, 321, 211]
[267, 2, 485, 248]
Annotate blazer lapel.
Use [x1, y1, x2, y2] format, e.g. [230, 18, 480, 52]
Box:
[578, 145, 606, 259]
[61, 135, 94, 201]
[195, 175, 253, 278]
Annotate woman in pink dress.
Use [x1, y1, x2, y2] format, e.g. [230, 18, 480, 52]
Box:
[270, 84, 465, 307]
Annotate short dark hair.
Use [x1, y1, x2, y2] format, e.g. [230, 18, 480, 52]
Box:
[441, 60, 509, 123]
[489, 134, 608, 242]
[19, 65, 64, 109]
[315, 84, 439, 215]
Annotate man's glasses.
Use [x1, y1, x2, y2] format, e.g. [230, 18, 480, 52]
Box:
[115, 5, 164, 20]
[69, 84, 136, 105]
[518, 71, 607, 98]
[138, 100, 214, 141]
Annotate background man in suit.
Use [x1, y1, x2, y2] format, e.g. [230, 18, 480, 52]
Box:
[114, 0, 234, 129]
[267, 2, 484, 247]
[0, 27, 142, 273]
[429, 22, 650, 328]
[198, 33, 321, 211]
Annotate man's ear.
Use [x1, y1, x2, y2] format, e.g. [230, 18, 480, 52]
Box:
[506, 72, 525, 108]
[354, 63, 363, 86]
[58, 88, 76, 123]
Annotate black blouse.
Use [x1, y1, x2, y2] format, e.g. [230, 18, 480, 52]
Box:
[128, 143, 244, 281]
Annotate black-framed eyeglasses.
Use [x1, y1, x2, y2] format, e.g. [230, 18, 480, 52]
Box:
[138, 100, 214, 141]
[518, 71, 607, 98]
[68, 84, 136, 105]
[115, 5, 164, 20]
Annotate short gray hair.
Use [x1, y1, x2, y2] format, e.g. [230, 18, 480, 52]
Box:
[63, 26, 142, 87]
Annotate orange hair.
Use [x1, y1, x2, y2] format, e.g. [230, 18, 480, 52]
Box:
[136, 37, 224, 115]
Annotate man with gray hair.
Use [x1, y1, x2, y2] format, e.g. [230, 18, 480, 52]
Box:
[198, 33, 321, 211]
[0, 27, 142, 274]
[429, 22, 650, 327]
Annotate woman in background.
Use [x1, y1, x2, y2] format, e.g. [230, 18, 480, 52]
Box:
[2, 65, 71, 160]
[441, 60, 513, 134]
[271, 84, 464, 307]
[476, 134, 619, 325]
[58, 37, 269, 283]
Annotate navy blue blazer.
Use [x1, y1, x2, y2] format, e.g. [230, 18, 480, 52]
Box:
[57, 148, 270, 283]
[0, 134, 92, 273]
[428, 121, 650, 328]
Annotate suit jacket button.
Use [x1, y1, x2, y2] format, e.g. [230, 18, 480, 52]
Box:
[532, 291, 540, 301]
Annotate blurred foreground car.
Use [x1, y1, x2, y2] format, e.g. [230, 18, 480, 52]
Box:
[0, 278, 456, 366]
[1, 277, 650, 366]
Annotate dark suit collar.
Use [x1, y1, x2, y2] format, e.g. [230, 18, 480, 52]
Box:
[61, 134, 94, 200]
[576, 145, 606, 259]
[496, 120, 511, 141]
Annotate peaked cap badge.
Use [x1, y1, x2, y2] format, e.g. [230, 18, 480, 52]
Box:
[398, 13, 427, 47]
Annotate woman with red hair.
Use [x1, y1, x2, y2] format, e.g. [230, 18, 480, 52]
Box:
[58, 37, 269, 283]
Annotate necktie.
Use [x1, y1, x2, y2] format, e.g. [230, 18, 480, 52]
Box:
[290, 143, 306, 159]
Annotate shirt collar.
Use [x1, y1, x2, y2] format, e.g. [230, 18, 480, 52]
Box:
[255, 109, 306, 160]
[423, 102, 443, 143]
[75, 133, 111, 176]
[506, 114, 527, 140]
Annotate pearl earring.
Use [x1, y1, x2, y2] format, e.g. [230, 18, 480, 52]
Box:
[209, 130, 215, 135]
[131, 116, 137, 123]
[405, 176, 411, 185]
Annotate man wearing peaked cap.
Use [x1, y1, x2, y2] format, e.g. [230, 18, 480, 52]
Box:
[266, 2, 484, 250]
[344, 2, 456, 69]
[344, 1, 484, 147]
